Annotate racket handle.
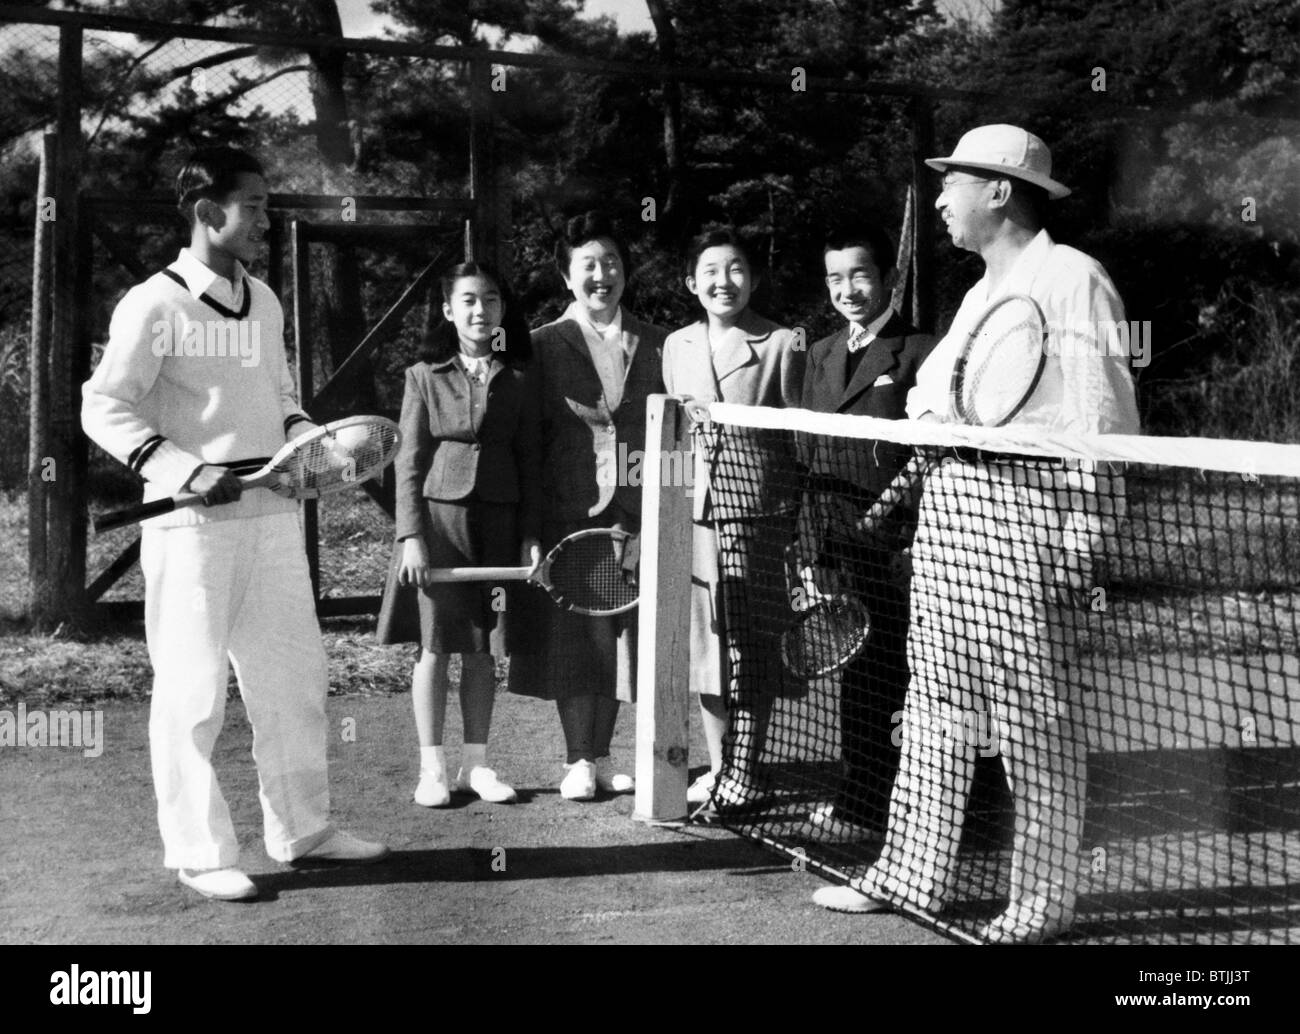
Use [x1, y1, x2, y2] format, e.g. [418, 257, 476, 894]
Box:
[92, 493, 205, 533]
[425, 566, 534, 583]
[93, 472, 286, 533]
[855, 453, 931, 536]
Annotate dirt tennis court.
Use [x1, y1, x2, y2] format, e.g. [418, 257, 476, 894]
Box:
[0, 687, 944, 945]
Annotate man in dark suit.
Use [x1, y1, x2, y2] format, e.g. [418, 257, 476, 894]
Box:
[796, 224, 936, 913]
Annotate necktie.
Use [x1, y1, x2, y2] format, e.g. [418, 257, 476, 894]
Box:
[847, 325, 871, 354]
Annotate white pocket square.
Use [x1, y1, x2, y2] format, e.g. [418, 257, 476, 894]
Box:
[872, 374, 895, 387]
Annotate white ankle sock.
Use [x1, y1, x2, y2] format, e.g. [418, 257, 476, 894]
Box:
[420, 746, 446, 773]
[462, 743, 487, 772]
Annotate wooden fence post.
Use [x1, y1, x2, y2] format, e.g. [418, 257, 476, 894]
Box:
[291, 219, 320, 601]
[467, 56, 498, 267]
[909, 97, 936, 335]
[30, 24, 86, 629]
[27, 134, 55, 619]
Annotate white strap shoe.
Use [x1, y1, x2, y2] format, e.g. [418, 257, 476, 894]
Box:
[414, 764, 452, 807]
[560, 760, 597, 801]
[456, 765, 518, 804]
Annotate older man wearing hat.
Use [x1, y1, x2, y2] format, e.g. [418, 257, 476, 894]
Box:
[811, 125, 1139, 942]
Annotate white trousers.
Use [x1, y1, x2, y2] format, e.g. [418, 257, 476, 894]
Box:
[871, 460, 1087, 922]
[141, 512, 332, 869]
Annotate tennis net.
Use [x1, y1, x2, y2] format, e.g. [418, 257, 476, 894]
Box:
[678, 401, 1300, 945]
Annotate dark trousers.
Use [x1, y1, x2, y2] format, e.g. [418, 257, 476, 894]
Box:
[820, 532, 911, 832]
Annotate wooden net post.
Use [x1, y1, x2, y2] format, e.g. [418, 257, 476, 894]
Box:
[633, 395, 693, 823]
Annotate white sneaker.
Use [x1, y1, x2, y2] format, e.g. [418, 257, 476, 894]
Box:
[853, 866, 942, 914]
[178, 867, 258, 902]
[455, 765, 518, 804]
[593, 756, 634, 794]
[686, 770, 718, 805]
[560, 760, 597, 801]
[811, 884, 889, 914]
[978, 900, 1074, 944]
[298, 829, 390, 865]
[414, 765, 451, 807]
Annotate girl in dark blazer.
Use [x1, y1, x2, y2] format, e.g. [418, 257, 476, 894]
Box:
[662, 226, 806, 812]
[509, 212, 668, 801]
[376, 262, 541, 809]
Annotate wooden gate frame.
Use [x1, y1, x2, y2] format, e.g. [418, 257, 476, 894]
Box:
[289, 216, 468, 616]
[19, 5, 962, 628]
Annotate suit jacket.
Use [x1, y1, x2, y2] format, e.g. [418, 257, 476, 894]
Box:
[798, 311, 935, 556]
[662, 309, 806, 522]
[393, 355, 542, 542]
[801, 312, 935, 495]
[531, 311, 668, 529]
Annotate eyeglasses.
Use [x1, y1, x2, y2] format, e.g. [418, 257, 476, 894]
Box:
[940, 177, 992, 191]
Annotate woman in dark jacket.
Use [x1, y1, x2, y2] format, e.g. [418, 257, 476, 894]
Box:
[510, 212, 669, 801]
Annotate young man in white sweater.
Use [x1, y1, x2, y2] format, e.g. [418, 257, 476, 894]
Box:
[82, 147, 388, 902]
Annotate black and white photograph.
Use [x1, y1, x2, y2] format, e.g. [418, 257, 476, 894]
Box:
[0, 0, 1296, 1008]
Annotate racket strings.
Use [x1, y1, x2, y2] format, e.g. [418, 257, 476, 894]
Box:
[284, 423, 400, 492]
[547, 534, 637, 613]
[783, 597, 870, 678]
[956, 299, 1046, 425]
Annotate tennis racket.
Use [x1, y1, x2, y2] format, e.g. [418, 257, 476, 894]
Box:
[855, 293, 1047, 536]
[92, 415, 401, 533]
[781, 594, 872, 678]
[425, 527, 638, 617]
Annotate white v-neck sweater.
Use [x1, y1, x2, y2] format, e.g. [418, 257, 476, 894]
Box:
[82, 251, 314, 527]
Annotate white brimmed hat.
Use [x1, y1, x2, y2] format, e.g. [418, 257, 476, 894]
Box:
[926, 124, 1071, 200]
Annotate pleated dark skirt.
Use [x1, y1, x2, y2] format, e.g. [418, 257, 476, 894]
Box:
[375, 497, 521, 655]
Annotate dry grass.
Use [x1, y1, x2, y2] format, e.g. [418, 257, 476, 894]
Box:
[0, 490, 424, 707]
[1147, 289, 1300, 442]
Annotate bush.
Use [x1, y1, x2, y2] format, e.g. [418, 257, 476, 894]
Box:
[1143, 288, 1300, 441]
[0, 321, 28, 490]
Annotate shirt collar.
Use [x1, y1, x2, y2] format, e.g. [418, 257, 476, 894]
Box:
[563, 300, 623, 341]
[173, 247, 248, 304]
[459, 350, 493, 381]
[979, 229, 1054, 302]
[847, 305, 895, 348]
[429, 349, 496, 370]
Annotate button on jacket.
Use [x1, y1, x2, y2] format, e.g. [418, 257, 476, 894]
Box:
[393, 355, 542, 543]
